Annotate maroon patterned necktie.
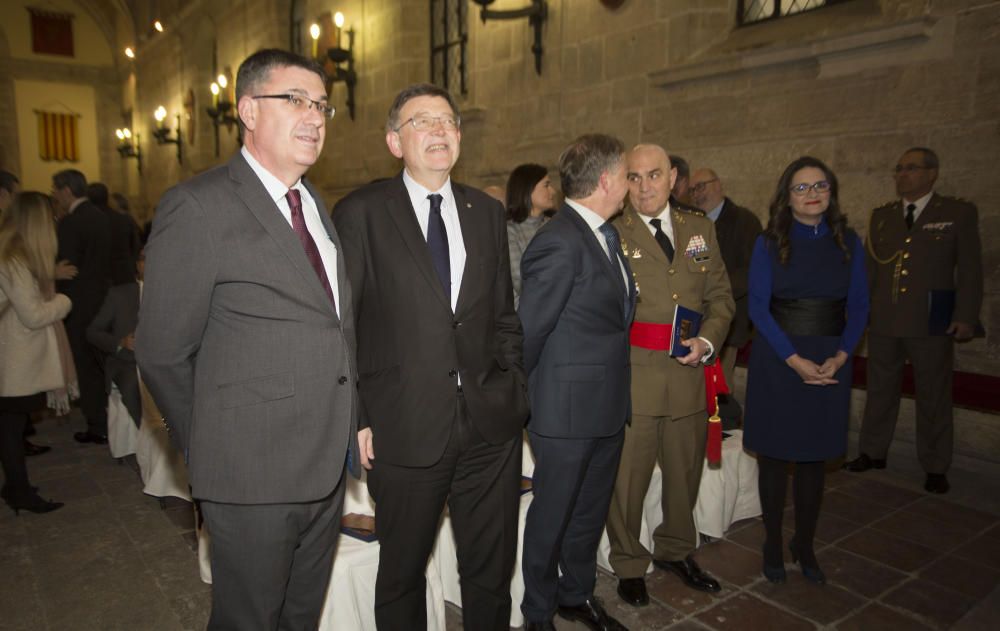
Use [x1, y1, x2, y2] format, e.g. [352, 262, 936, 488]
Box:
[285, 188, 336, 310]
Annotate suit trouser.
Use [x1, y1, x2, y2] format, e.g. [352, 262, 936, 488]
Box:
[606, 411, 707, 578]
[367, 394, 521, 631]
[860, 333, 954, 474]
[521, 428, 624, 623]
[65, 309, 108, 435]
[199, 474, 346, 631]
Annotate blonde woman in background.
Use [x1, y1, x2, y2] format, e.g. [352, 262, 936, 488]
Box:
[0, 192, 77, 515]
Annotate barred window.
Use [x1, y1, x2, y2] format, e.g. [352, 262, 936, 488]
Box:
[739, 0, 849, 26]
[430, 0, 468, 95]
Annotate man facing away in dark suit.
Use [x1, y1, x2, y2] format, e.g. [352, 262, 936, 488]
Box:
[689, 167, 763, 386]
[86, 182, 140, 287]
[847, 147, 983, 495]
[86, 251, 143, 428]
[333, 83, 529, 631]
[518, 134, 636, 631]
[52, 169, 112, 444]
[137, 49, 359, 630]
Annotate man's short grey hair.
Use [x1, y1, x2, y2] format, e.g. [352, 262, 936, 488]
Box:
[558, 134, 626, 200]
[235, 49, 326, 134]
[905, 147, 939, 170]
[385, 83, 460, 133]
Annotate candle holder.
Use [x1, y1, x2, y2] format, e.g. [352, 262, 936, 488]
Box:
[115, 128, 142, 174]
[472, 0, 548, 75]
[152, 106, 183, 165]
[206, 73, 238, 157]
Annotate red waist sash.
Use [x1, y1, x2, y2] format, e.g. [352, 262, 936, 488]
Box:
[629, 321, 727, 465]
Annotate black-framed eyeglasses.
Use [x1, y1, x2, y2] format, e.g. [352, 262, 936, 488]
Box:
[393, 115, 460, 132]
[893, 164, 932, 174]
[690, 178, 718, 194]
[790, 181, 831, 196]
[252, 94, 335, 120]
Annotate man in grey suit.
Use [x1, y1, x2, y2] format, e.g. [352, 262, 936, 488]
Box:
[518, 134, 635, 631]
[136, 49, 359, 631]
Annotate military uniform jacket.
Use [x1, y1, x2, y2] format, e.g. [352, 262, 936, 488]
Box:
[866, 193, 982, 338]
[614, 204, 735, 419]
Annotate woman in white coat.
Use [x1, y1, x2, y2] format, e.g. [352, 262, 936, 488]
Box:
[0, 192, 74, 514]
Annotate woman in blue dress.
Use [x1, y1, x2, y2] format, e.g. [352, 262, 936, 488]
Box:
[743, 156, 869, 584]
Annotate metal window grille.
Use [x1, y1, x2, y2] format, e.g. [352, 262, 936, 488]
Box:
[739, 0, 849, 26]
[430, 0, 468, 95]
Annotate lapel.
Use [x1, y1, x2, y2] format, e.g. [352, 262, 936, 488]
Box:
[452, 184, 477, 316]
[564, 203, 625, 293]
[914, 193, 945, 231]
[305, 177, 352, 329]
[621, 206, 669, 266]
[671, 209, 690, 261]
[227, 154, 339, 321]
[384, 173, 452, 311]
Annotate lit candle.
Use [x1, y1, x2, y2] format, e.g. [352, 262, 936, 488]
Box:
[310, 23, 320, 59]
[154, 105, 167, 129]
[334, 12, 345, 50]
[210, 82, 220, 108]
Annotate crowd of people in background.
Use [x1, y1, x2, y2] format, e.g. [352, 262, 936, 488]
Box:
[0, 45, 983, 631]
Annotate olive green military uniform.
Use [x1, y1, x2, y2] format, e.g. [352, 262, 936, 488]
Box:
[606, 204, 734, 577]
[861, 193, 983, 475]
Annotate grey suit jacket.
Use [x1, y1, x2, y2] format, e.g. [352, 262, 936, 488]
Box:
[518, 203, 636, 439]
[136, 153, 359, 504]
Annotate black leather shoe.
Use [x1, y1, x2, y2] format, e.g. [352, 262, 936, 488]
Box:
[925, 473, 950, 494]
[74, 432, 108, 445]
[844, 453, 886, 472]
[23, 440, 51, 456]
[617, 577, 649, 606]
[654, 555, 721, 593]
[524, 622, 556, 631]
[557, 597, 628, 630]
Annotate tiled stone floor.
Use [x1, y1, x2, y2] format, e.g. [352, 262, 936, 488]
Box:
[4, 413, 999, 630]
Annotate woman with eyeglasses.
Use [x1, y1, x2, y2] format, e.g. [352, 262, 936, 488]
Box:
[743, 156, 869, 585]
[505, 163, 556, 308]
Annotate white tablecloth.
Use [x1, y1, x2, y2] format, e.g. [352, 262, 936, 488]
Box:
[136, 380, 191, 500]
[106, 386, 138, 458]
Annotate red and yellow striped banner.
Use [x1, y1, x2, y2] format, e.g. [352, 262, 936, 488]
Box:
[36, 111, 79, 162]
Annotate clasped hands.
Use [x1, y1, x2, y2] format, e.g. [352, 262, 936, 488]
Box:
[786, 351, 847, 386]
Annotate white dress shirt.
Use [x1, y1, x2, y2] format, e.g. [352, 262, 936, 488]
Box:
[241, 147, 340, 317]
[564, 199, 630, 289]
[901, 190, 933, 224]
[402, 169, 467, 313]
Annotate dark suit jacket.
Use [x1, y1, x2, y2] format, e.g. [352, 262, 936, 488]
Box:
[136, 153, 360, 504]
[333, 173, 529, 467]
[713, 198, 762, 348]
[86, 281, 139, 386]
[867, 193, 982, 337]
[56, 199, 112, 328]
[519, 203, 636, 439]
[103, 206, 141, 285]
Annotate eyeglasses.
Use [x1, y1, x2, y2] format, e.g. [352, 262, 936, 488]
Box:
[893, 164, 932, 174]
[252, 94, 336, 120]
[394, 115, 460, 132]
[690, 178, 718, 194]
[789, 181, 831, 196]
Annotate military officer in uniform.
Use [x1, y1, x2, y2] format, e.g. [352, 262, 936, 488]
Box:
[607, 144, 734, 606]
[847, 147, 983, 495]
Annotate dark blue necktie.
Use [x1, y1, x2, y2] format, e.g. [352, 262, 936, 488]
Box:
[598, 222, 629, 317]
[426, 193, 451, 299]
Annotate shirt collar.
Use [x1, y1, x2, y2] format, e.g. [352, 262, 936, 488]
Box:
[707, 200, 725, 222]
[402, 169, 454, 208]
[901, 190, 933, 215]
[636, 202, 672, 228]
[68, 198, 86, 213]
[565, 198, 608, 232]
[242, 146, 303, 203]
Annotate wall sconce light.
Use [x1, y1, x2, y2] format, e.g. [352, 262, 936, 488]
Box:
[472, 0, 548, 75]
[152, 105, 183, 165]
[314, 12, 357, 120]
[124, 46, 135, 59]
[115, 128, 142, 173]
[207, 72, 238, 157]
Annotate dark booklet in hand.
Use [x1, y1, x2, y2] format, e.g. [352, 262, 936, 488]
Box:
[928, 290, 986, 337]
[670, 304, 703, 356]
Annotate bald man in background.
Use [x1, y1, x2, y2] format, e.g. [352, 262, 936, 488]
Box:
[689, 168, 762, 386]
